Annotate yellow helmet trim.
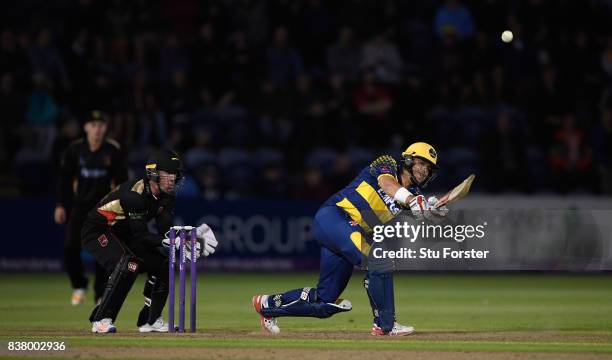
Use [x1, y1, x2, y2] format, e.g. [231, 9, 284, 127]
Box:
[402, 142, 438, 165]
[145, 164, 157, 169]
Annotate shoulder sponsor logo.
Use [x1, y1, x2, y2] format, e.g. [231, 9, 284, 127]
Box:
[127, 262, 138, 272]
[97, 234, 108, 247]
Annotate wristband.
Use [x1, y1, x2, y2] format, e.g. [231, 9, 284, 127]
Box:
[393, 187, 412, 204]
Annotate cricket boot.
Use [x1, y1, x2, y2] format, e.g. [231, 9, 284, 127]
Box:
[138, 317, 169, 333]
[91, 318, 117, 333]
[371, 322, 414, 336]
[252, 294, 280, 334]
[71, 288, 86, 306]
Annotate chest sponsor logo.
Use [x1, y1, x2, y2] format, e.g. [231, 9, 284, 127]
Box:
[128, 212, 147, 220]
[157, 206, 164, 215]
[97, 234, 109, 247]
[80, 168, 108, 178]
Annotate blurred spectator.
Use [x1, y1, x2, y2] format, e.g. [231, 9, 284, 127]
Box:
[294, 167, 332, 202]
[325, 73, 354, 147]
[163, 69, 194, 117]
[257, 162, 288, 199]
[293, 73, 327, 149]
[0, 73, 24, 171]
[1, 30, 30, 87]
[226, 30, 257, 89]
[601, 37, 612, 79]
[195, 165, 224, 200]
[594, 87, 612, 194]
[27, 29, 70, 90]
[266, 26, 304, 87]
[50, 118, 81, 170]
[253, 79, 294, 147]
[300, 0, 332, 70]
[360, 34, 403, 84]
[25, 73, 58, 157]
[531, 66, 569, 144]
[138, 93, 167, 147]
[192, 22, 225, 92]
[433, 0, 475, 40]
[549, 113, 594, 193]
[327, 27, 361, 81]
[483, 111, 528, 192]
[352, 70, 393, 146]
[160, 33, 190, 82]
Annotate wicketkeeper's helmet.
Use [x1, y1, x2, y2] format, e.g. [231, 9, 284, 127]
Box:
[145, 149, 184, 183]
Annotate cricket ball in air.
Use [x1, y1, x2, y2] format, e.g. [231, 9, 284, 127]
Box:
[501, 30, 513, 43]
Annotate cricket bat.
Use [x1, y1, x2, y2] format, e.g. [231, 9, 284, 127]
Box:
[436, 174, 475, 208]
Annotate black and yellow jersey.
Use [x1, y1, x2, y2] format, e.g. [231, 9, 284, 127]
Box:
[323, 155, 422, 233]
[83, 179, 174, 248]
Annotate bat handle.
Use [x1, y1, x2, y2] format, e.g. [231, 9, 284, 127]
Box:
[436, 197, 449, 208]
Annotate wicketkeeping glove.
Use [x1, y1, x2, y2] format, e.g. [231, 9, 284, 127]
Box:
[162, 230, 205, 261]
[196, 223, 218, 257]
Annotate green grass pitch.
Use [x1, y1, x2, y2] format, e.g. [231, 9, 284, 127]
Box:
[1, 273, 611, 359]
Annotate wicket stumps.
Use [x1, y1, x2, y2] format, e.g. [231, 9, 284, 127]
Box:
[168, 226, 197, 333]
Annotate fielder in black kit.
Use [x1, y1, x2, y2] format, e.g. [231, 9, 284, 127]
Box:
[83, 149, 183, 333]
[54, 110, 127, 305]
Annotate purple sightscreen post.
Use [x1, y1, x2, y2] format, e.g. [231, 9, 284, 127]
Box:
[178, 229, 186, 332]
[168, 228, 176, 333]
[190, 228, 197, 332]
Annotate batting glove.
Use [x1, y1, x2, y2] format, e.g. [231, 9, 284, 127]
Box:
[408, 195, 428, 221]
[196, 223, 219, 257]
[427, 196, 449, 217]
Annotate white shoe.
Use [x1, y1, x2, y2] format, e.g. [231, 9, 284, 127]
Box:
[252, 294, 280, 334]
[91, 318, 117, 333]
[332, 298, 352, 310]
[260, 316, 280, 334]
[139, 317, 169, 333]
[371, 322, 414, 336]
[71, 288, 86, 306]
[138, 316, 168, 332]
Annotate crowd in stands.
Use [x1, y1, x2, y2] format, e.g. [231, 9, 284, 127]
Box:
[1, 0, 611, 199]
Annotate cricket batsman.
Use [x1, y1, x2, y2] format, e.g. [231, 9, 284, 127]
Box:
[82, 149, 219, 333]
[252, 142, 449, 335]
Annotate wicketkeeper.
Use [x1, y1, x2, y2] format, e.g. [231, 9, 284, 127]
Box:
[252, 142, 449, 335]
[82, 149, 218, 333]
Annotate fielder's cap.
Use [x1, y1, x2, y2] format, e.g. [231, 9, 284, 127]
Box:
[84, 110, 109, 124]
